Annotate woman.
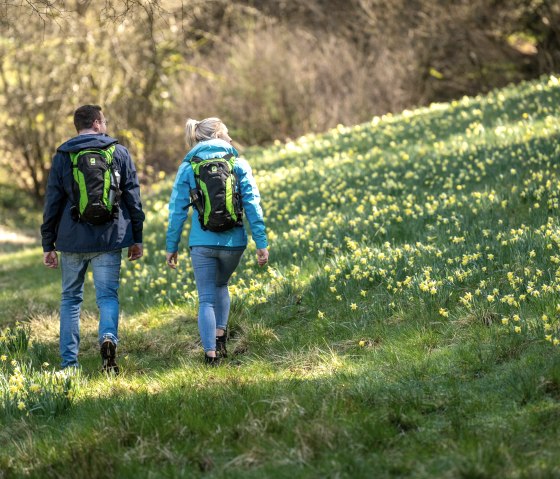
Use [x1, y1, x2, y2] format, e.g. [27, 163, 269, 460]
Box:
[165, 117, 269, 365]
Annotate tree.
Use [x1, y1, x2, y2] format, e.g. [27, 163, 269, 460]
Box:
[0, 0, 195, 201]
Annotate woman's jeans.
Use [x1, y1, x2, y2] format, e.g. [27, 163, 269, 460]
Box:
[191, 247, 244, 353]
[60, 250, 121, 368]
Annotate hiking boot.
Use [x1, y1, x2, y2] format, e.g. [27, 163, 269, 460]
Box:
[204, 353, 220, 367]
[216, 334, 227, 359]
[101, 339, 119, 375]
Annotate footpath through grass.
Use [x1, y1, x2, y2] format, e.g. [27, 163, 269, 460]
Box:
[1, 75, 560, 477]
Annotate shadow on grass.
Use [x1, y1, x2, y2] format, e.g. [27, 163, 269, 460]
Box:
[0, 182, 42, 232]
[0, 369, 401, 477]
[3, 337, 560, 479]
[0, 240, 39, 254]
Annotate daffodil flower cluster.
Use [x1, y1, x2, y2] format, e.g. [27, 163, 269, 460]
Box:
[0, 323, 30, 357]
[117, 75, 560, 345]
[0, 359, 77, 419]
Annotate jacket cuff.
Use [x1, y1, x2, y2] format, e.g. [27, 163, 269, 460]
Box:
[42, 244, 55, 253]
[255, 239, 268, 250]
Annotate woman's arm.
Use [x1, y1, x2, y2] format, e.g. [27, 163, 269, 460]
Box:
[166, 162, 193, 254]
[236, 157, 268, 250]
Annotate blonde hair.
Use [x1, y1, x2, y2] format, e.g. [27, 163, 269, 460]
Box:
[185, 117, 228, 150]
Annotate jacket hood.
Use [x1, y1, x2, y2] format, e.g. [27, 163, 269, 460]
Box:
[57, 134, 118, 153]
[184, 139, 239, 162]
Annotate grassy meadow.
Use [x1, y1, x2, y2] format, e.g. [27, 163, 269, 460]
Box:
[1, 75, 560, 477]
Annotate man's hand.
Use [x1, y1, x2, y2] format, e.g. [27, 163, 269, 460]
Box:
[166, 252, 178, 269]
[128, 243, 143, 261]
[257, 248, 269, 267]
[43, 251, 58, 269]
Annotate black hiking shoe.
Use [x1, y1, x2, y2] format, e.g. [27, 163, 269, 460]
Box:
[101, 339, 119, 375]
[216, 334, 227, 359]
[204, 354, 220, 367]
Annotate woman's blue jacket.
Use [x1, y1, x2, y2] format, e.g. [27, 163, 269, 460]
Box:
[166, 139, 268, 253]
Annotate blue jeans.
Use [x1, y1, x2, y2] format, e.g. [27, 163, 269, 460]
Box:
[60, 250, 122, 368]
[191, 247, 244, 353]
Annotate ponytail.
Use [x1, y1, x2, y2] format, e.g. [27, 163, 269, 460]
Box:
[185, 119, 199, 150]
[185, 117, 228, 150]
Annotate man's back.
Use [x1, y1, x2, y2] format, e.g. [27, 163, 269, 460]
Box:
[41, 133, 144, 253]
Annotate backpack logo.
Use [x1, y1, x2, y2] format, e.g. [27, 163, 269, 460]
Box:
[189, 153, 243, 232]
[70, 145, 121, 225]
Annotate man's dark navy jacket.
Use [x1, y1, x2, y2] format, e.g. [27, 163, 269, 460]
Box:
[41, 134, 145, 253]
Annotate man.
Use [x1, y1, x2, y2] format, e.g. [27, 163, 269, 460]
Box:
[41, 104, 145, 373]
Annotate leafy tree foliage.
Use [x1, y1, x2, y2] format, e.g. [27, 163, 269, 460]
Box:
[0, 0, 189, 200]
[0, 0, 558, 201]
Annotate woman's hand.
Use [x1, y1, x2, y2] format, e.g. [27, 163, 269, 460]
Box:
[256, 248, 269, 267]
[166, 252, 178, 269]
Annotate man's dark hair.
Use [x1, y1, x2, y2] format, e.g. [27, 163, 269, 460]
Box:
[73, 104, 102, 132]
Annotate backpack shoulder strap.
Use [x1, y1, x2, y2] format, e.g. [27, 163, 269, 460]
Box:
[104, 144, 116, 165]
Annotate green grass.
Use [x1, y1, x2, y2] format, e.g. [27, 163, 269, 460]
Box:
[0, 174, 42, 235]
[1, 75, 560, 477]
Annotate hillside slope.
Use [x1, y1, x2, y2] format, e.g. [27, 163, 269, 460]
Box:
[139, 74, 560, 347]
[1, 75, 560, 478]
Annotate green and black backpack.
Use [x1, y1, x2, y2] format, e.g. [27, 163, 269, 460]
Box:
[188, 153, 244, 232]
[69, 145, 121, 225]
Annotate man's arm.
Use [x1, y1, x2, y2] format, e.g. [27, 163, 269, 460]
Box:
[40, 153, 66, 253]
[118, 146, 145, 245]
